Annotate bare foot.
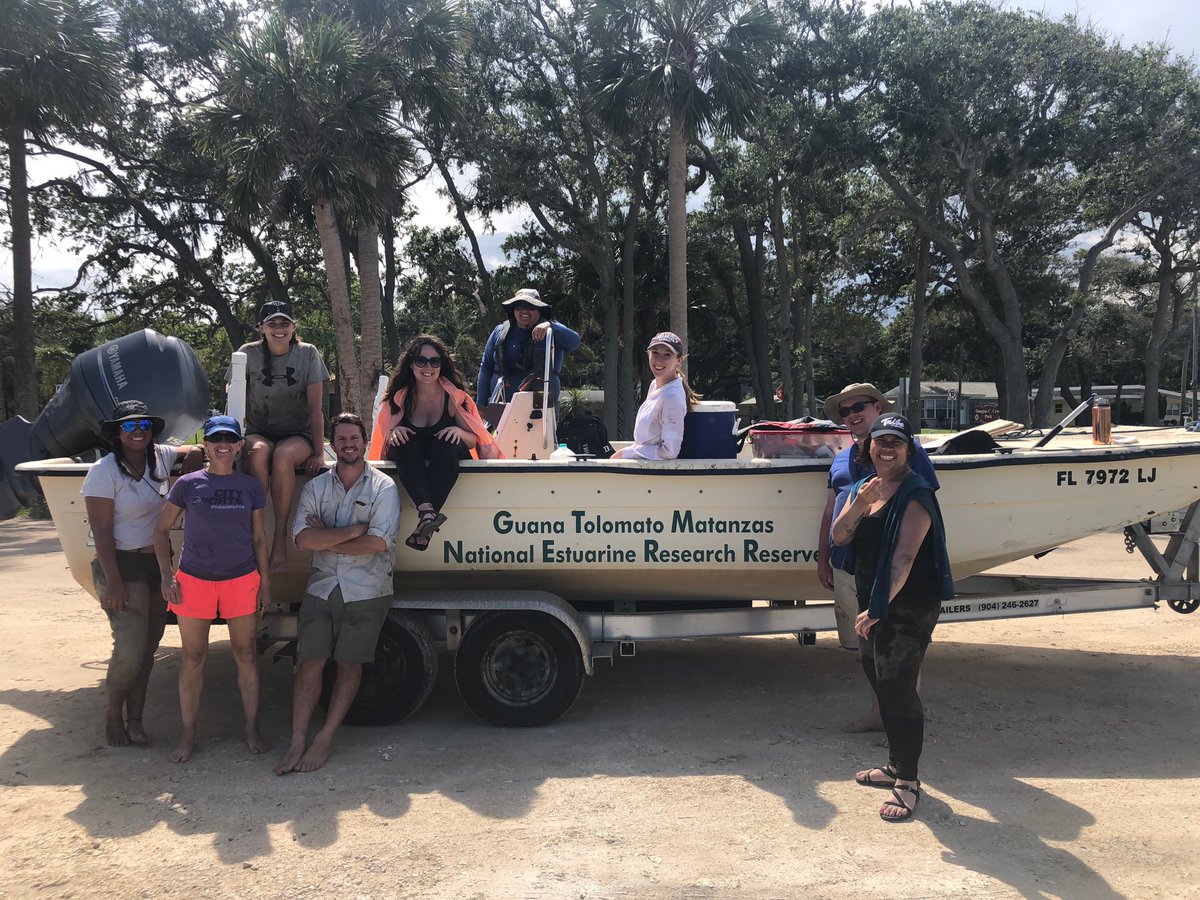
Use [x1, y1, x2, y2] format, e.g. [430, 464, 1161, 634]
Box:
[275, 740, 307, 775]
[126, 718, 151, 746]
[169, 736, 194, 763]
[246, 729, 270, 755]
[842, 712, 885, 733]
[880, 781, 920, 822]
[269, 544, 288, 572]
[295, 735, 333, 773]
[105, 716, 130, 747]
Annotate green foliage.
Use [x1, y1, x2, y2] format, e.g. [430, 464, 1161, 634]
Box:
[10, 0, 1200, 432]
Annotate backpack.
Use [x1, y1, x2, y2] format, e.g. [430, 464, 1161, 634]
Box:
[557, 412, 613, 458]
[932, 430, 1002, 455]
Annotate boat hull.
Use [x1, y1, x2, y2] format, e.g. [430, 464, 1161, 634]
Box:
[22, 427, 1200, 607]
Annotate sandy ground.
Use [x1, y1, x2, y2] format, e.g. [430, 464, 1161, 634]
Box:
[1, 519, 1198, 899]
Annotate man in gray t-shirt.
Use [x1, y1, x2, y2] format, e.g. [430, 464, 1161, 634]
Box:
[275, 413, 400, 775]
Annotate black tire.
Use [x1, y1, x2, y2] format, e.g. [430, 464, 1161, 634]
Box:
[454, 611, 585, 727]
[321, 611, 437, 726]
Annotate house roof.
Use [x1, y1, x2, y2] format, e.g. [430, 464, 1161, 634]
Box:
[885, 381, 998, 399]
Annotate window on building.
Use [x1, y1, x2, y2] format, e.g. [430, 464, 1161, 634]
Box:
[923, 396, 955, 423]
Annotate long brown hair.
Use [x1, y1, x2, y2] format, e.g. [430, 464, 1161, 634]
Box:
[385, 335, 467, 417]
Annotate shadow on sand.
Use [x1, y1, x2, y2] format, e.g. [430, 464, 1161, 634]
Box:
[3, 621, 1193, 898]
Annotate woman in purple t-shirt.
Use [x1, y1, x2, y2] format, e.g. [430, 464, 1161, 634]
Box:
[153, 415, 270, 764]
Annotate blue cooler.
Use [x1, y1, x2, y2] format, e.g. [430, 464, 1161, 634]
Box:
[679, 400, 738, 459]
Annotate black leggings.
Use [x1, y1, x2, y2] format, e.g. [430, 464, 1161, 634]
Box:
[859, 599, 940, 782]
[388, 432, 470, 511]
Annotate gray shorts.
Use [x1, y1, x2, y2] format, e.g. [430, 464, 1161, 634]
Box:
[297, 586, 392, 664]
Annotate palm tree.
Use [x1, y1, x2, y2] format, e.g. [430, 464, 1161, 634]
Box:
[0, 0, 119, 418]
[196, 14, 412, 417]
[281, 0, 468, 381]
[590, 0, 773, 357]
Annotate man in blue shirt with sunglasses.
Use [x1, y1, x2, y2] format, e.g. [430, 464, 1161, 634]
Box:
[817, 382, 939, 731]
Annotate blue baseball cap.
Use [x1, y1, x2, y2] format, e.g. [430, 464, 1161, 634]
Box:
[646, 331, 684, 356]
[203, 415, 243, 439]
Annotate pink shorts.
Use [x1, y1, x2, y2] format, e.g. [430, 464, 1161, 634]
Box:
[171, 570, 260, 620]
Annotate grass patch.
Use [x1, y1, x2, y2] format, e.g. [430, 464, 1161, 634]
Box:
[15, 494, 51, 519]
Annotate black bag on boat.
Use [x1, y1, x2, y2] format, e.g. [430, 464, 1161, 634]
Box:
[933, 430, 1001, 455]
[557, 412, 613, 458]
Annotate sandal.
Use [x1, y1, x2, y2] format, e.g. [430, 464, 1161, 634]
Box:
[854, 763, 898, 788]
[879, 782, 920, 822]
[405, 510, 447, 552]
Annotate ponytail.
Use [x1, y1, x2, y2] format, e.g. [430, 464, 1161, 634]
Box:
[680, 374, 702, 413]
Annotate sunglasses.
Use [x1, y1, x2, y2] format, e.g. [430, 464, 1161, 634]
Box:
[413, 356, 443, 368]
[205, 432, 241, 443]
[119, 419, 154, 433]
[511, 303, 538, 312]
[838, 400, 876, 418]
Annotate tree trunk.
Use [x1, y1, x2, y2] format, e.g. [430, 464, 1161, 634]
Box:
[667, 108, 688, 357]
[770, 176, 794, 419]
[791, 217, 816, 416]
[710, 252, 756, 407]
[908, 232, 929, 429]
[6, 121, 39, 418]
[228, 222, 288, 306]
[802, 285, 816, 416]
[435, 156, 497, 323]
[356, 221, 385, 423]
[619, 200, 641, 440]
[602, 296, 619, 436]
[382, 216, 399, 365]
[1031, 302, 1086, 427]
[732, 219, 775, 420]
[314, 200, 364, 416]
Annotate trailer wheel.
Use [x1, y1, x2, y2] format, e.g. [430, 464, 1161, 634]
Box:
[454, 611, 584, 727]
[322, 611, 437, 726]
[1168, 596, 1199, 614]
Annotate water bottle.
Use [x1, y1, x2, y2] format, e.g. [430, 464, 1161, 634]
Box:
[1092, 397, 1112, 445]
[550, 442, 576, 460]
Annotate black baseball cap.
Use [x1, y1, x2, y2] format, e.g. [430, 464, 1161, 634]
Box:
[257, 300, 294, 324]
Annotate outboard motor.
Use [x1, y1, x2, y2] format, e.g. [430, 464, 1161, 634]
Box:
[0, 329, 209, 519]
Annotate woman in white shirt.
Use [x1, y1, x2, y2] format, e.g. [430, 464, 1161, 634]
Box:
[612, 332, 699, 460]
[82, 400, 200, 746]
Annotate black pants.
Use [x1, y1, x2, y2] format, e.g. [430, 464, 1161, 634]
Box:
[859, 598, 940, 782]
[388, 432, 470, 511]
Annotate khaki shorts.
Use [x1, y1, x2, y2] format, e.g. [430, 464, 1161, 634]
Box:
[297, 586, 392, 664]
[833, 567, 860, 650]
[92, 553, 168, 691]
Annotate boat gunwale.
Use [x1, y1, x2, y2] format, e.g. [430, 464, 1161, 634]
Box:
[18, 438, 1200, 478]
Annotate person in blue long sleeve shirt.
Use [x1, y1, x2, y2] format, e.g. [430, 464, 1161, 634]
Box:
[476, 289, 582, 406]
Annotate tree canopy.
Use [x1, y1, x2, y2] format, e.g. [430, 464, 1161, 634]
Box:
[4, 0, 1200, 431]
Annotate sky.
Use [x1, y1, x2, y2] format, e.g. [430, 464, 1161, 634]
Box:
[3, 0, 1198, 294]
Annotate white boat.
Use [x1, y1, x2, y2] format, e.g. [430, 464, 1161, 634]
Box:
[18, 421, 1200, 726]
[21, 424, 1200, 607]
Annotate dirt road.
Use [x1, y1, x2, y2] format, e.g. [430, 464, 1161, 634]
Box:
[1, 519, 1197, 899]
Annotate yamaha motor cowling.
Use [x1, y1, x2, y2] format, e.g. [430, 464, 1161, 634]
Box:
[0, 329, 209, 519]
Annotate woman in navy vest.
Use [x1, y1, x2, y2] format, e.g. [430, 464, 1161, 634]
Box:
[476, 288, 581, 406]
[832, 414, 954, 822]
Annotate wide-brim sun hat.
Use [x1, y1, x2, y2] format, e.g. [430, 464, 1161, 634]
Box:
[823, 382, 893, 424]
[101, 399, 166, 439]
[502, 288, 549, 308]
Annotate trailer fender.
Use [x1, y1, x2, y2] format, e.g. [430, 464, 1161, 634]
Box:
[386, 590, 594, 675]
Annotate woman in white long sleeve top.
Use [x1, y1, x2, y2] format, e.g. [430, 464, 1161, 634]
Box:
[613, 332, 698, 460]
